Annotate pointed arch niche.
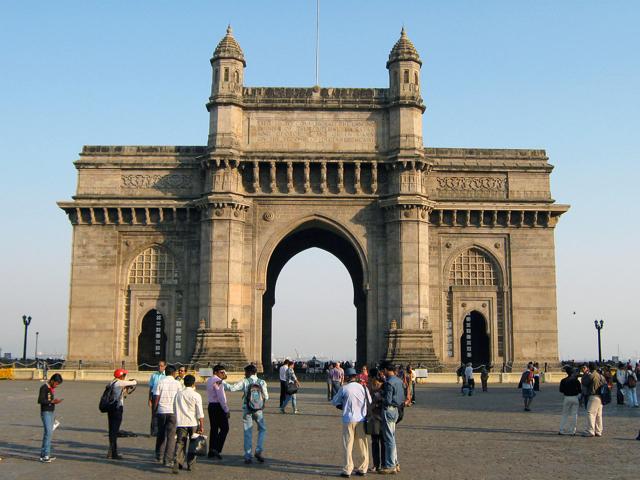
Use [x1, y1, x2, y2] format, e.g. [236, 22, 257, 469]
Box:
[444, 246, 510, 368]
[122, 245, 185, 365]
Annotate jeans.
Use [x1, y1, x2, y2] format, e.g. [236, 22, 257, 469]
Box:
[208, 403, 229, 454]
[107, 406, 123, 454]
[331, 381, 342, 398]
[242, 410, 266, 459]
[279, 380, 287, 408]
[150, 393, 159, 436]
[381, 406, 399, 469]
[559, 396, 579, 434]
[625, 386, 639, 407]
[174, 427, 196, 469]
[281, 393, 297, 412]
[156, 413, 177, 463]
[40, 411, 55, 458]
[371, 433, 385, 469]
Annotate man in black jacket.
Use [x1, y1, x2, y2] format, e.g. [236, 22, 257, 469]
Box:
[558, 366, 581, 435]
[37, 373, 63, 462]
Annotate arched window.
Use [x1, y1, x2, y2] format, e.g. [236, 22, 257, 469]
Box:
[214, 68, 219, 83]
[123, 246, 180, 357]
[449, 248, 498, 286]
[128, 246, 178, 285]
[414, 72, 418, 84]
[234, 70, 239, 83]
[224, 67, 229, 82]
[403, 70, 409, 84]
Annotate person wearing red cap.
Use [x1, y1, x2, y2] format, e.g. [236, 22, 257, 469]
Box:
[106, 368, 137, 459]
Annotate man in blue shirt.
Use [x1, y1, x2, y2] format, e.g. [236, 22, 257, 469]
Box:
[147, 360, 166, 436]
[331, 367, 371, 477]
[379, 361, 405, 474]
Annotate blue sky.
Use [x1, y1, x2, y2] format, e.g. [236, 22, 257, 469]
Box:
[0, 1, 638, 362]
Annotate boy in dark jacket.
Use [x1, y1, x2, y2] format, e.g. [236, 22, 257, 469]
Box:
[37, 373, 63, 462]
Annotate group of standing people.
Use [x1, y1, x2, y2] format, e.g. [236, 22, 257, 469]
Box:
[556, 362, 609, 437]
[331, 361, 408, 477]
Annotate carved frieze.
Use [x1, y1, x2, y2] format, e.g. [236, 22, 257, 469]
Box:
[121, 174, 193, 190]
[434, 175, 507, 200]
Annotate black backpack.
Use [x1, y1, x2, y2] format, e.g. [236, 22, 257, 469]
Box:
[598, 383, 611, 406]
[99, 381, 118, 413]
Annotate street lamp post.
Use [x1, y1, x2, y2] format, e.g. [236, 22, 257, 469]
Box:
[594, 319, 604, 364]
[35, 331, 40, 361]
[22, 315, 32, 362]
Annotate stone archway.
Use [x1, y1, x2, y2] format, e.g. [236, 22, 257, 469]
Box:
[261, 222, 367, 368]
[460, 310, 490, 368]
[138, 309, 167, 369]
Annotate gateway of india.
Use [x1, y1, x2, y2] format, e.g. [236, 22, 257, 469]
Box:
[59, 27, 568, 371]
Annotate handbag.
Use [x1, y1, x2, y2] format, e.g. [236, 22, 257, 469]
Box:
[362, 384, 373, 435]
[286, 381, 298, 395]
[188, 434, 208, 457]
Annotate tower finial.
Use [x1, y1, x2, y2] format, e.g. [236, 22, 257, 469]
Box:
[226, 24, 233, 35]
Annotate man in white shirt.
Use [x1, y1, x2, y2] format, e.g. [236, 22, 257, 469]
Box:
[279, 359, 290, 408]
[154, 365, 181, 466]
[464, 363, 475, 396]
[331, 367, 371, 477]
[172, 374, 204, 473]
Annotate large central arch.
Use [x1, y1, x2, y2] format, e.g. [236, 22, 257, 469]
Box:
[261, 220, 367, 368]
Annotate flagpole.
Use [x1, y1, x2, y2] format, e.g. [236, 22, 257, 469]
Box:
[315, 0, 320, 86]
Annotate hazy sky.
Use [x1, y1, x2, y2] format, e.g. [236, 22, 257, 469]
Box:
[1, 2, 638, 362]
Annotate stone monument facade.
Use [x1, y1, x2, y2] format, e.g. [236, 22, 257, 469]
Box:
[59, 27, 568, 371]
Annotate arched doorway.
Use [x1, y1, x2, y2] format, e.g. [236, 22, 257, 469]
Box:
[138, 309, 167, 369]
[460, 311, 490, 367]
[262, 223, 366, 369]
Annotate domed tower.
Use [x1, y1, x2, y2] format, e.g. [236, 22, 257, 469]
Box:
[386, 27, 425, 156]
[207, 25, 245, 149]
[387, 27, 422, 100]
[210, 25, 245, 97]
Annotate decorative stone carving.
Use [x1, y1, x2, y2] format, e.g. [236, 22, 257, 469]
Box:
[262, 211, 274, 222]
[121, 174, 192, 190]
[436, 176, 505, 191]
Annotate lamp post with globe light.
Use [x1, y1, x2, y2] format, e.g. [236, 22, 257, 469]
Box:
[22, 315, 32, 361]
[594, 319, 604, 364]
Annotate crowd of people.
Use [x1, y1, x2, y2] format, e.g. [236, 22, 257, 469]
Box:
[34, 358, 640, 474]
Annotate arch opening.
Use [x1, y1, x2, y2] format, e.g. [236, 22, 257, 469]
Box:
[460, 310, 490, 367]
[138, 309, 167, 369]
[262, 224, 366, 369]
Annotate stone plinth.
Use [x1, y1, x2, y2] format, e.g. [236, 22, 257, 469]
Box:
[384, 327, 443, 371]
[190, 327, 248, 369]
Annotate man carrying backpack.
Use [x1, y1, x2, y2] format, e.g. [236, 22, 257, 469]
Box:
[224, 364, 269, 464]
[106, 369, 137, 459]
[581, 362, 606, 437]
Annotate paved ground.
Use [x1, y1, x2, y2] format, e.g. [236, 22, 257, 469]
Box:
[1, 380, 639, 479]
